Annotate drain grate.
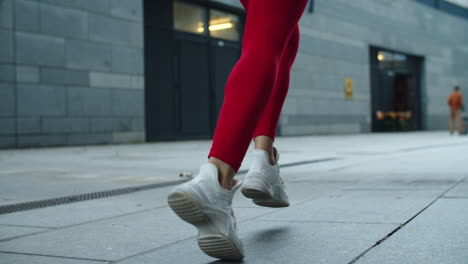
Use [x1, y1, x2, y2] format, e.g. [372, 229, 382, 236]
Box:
[0, 157, 339, 215]
[0, 180, 187, 215]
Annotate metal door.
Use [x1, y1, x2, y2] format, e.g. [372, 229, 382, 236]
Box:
[210, 39, 241, 132]
[174, 34, 212, 139]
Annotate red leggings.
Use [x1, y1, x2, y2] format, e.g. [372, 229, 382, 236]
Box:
[208, 0, 308, 171]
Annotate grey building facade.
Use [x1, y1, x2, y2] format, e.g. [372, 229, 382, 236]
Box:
[0, 0, 145, 148]
[1, 0, 467, 148]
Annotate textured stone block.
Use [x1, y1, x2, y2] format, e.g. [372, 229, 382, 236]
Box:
[0, 136, 15, 148]
[0, 118, 15, 135]
[90, 72, 131, 89]
[0, 29, 13, 63]
[113, 117, 132, 132]
[40, 68, 89, 86]
[16, 65, 40, 83]
[453, 48, 468, 76]
[16, 32, 65, 67]
[17, 84, 66, 116]
[301, 34, 366, 64]
[0, 83, 15, 116]
[132, 117, 145, 131]
[90, 118, 113, 132]
[112, 131, 145, 143]
[131, 75, 144, 89]
[0, 64, 15, 82]
[40, 3, 88, 39]
[67, 87, 111, 116]
[111, 0, 142, 21]
[329, 123, 361, 133]
[111, 46, 144, 74]
[41, 0, 110, 14]
[15, 0, 39, 31]
[41, 117, 89, 133]
[0, 0, 13, 29]
[18, 135, 67, 147]
[130, 22, 144, 48]
[67, 133, 112, 145]
[111, 89, 144, 116]
[282, 98, 298, 115]
[426, 115, 447, 130]
[88, 13, 140, 46]
[66, 39, 111, 71]
[17, 117, 41, 134]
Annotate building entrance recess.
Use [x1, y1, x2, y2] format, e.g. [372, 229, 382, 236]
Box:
[144, 0, 244, 141]
[370, 47, 424, 132]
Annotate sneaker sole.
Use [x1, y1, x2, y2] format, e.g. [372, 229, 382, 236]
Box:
[167, 191, 207, 225]
[167, 191, 244, 260]
[242, 188, 289, 208]
[253, 199, 289, 208]
[241, 187, 271, 200]
[198, 235, 244, 260]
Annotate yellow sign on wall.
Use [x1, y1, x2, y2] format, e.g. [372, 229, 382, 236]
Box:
[344, 77, 353, 99]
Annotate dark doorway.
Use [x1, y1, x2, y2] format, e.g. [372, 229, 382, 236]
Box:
[370, 47, 423, 132]
[144, 0, 244, 141]
[174, 33, 211, 139]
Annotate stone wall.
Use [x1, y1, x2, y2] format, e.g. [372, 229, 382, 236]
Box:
[283, 0, 468, 134]
[2, 0, 468, 148]
[0, 0, 15, 147]
[0, 0, 145, 148]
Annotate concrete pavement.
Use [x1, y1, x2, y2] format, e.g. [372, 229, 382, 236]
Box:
[0, 132, 467, 263]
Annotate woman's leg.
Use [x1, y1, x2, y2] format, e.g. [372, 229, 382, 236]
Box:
[253, 26, 300, 165]
[208, 0, 308, 185]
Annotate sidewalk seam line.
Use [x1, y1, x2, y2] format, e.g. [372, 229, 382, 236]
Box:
[0, 250, 110, 262]
[252, 219, 400, 225]
[0, 224, 58, 229]
[0, 206, 166, 242]
[347, 174, 468, 264]
[111, 204, 306, 263]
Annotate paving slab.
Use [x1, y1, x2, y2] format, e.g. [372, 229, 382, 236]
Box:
[444, 179, 468, 198]
[233, 178, 341, 208]
[255, 188, 444, 224]
[0, 207, 193, 261]
[2, 132, 466, 206]
[0, 170, 147, 206]
[0, 253, 109, 264]
[116, 220, 397, 264]
[0, 132, 467, 263]
[355, 198, 468, 264]
[342, 143, 468, 175]
[0, 186, 174, 228]
[282, 163, 464, 190]
[0, 225, 50, 241]
[0, 205, 282, 261]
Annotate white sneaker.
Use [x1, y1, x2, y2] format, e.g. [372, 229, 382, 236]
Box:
[241, 149, 290, 207]
[167, 163, 244, 260]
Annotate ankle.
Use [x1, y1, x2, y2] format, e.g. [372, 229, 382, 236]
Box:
[267, 153, 277, 166]
[254, 136, 277, 165]
[208, 157, 236, 190]
[255, 148, 278, 166]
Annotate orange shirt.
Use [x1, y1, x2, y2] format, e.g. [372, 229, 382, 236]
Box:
[448, 91, 463, 111]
